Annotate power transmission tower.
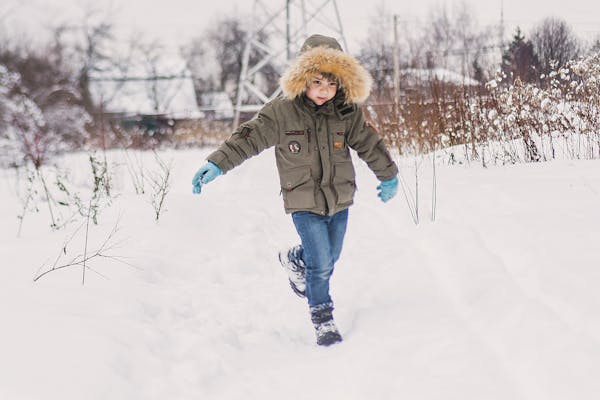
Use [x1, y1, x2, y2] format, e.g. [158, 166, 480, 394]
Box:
[234, 0, 347, 126]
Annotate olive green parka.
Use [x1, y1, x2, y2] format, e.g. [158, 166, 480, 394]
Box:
[207, 35, 398, 216]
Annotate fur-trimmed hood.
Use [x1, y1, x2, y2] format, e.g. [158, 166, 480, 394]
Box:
[280, 34, 373, 104]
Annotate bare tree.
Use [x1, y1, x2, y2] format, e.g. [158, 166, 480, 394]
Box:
[138, 39, 166, 114]
[422, 2, 496, 78]
[357, 2, 394, 98]
[453, 3, 497, 81]
[426, 4, 454, 69]
[587, 36, 600, 55]
[209, 17, 248, 93]
[182, 15, 278, 102]
[181, 37, 218, 96]
[400, 20, 429, 69]
[530, 17, 581, 75]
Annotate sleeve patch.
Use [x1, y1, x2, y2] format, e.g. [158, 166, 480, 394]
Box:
[365, 120, 380, 134]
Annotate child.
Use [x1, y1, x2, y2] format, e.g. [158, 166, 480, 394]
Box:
[192, 34, 399, 346]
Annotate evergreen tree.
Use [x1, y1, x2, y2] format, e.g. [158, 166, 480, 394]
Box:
[472, 58, 484, 82]
[501, 27, 540, 83]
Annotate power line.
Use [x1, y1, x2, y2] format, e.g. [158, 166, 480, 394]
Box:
[89, 74, 192, 82]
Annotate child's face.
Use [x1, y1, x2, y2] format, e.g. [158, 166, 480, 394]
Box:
[306, 74, 338, 105]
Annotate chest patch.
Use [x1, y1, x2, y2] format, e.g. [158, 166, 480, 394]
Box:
[288, 140, 302, 153]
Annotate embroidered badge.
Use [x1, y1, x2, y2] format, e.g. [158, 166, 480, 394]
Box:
[334, 141, 344, 149]
[288, 141, 301, 153]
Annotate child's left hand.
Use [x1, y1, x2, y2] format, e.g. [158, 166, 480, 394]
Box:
[377, 176, 398, 203]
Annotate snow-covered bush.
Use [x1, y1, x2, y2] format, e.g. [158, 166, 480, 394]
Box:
[0, 65, 49, 168]
[369, 52, 600, 165]
[562, 52, 600, 159]
[42, 93, 92, 150]
[0, 64, 93, 168]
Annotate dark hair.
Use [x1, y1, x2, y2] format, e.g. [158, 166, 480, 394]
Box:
[320, 72, 340, 85]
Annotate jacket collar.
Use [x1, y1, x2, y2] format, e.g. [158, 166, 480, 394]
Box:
[297, 90, 348, 117]
[298, 94, 334, 115]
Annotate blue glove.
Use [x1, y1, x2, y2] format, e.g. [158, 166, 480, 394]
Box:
[377, 176, 398, 203]
[192, 161, 222, 194]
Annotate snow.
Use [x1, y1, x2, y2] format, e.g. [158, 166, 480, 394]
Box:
[199, 92, 235, 120]
[1, 148, 600, 399]
[89, 57, 201, 119]
[403, 68, 480, 86]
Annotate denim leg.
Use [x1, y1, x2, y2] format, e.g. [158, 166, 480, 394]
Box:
[329, 209, 348, 264]
[292, 210, 349, 307]
[292, 212, 333, 306]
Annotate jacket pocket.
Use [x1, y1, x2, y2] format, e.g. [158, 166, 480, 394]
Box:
[330, 123, 350, 162]
[281, 166, 316, 209]
[333, 162, 356, 206]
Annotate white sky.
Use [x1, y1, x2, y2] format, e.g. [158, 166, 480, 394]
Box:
[2, 0, 599, 53]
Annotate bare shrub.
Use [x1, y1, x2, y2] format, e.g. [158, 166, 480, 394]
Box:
[15, 152, 114, 234]
[147, 152, 172, 222]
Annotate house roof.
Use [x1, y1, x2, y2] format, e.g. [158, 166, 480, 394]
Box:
[402, 68, 480, 86]
[89, 57, 202, 119]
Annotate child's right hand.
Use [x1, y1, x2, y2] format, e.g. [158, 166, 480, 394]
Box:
[192, 161, 222, 194]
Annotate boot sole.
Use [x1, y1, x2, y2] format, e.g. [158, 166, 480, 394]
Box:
[317, 331, 343, 346]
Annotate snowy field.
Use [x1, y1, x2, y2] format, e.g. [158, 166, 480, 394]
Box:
[1, 147, 600, 399]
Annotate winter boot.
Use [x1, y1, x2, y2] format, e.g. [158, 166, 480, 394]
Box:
[310, 302, 342, 346]
[278, 245, 306, 298]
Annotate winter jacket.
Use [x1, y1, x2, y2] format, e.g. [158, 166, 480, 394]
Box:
[207, 35, 398, 216]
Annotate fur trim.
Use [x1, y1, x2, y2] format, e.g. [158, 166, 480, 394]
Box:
[280, 46, 372, 104]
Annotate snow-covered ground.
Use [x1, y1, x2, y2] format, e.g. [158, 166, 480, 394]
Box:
[1, 148, 600, 399]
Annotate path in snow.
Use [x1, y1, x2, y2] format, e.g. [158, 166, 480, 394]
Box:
[1, 149, 599, 399]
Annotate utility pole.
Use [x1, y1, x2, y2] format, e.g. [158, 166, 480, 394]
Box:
[499, 0, 505, 49]
[393, 15, 400, 114]
[286, 0, 291, 60]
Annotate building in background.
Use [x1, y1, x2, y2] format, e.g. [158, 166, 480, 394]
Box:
[89, 56, 203, 134]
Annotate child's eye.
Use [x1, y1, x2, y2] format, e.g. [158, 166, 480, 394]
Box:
[329, 82, 338, 87]
[313, 80, 321, 85]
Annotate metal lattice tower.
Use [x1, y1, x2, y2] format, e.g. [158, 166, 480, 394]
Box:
[234, 0, 347, 126]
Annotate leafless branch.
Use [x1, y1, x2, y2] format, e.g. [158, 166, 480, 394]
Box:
[33, 214, 131, 283]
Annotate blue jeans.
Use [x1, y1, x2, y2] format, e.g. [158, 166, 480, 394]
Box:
[291, 209, 349, 307]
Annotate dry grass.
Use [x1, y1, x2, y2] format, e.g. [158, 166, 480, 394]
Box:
[365, 53, 600, 165]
